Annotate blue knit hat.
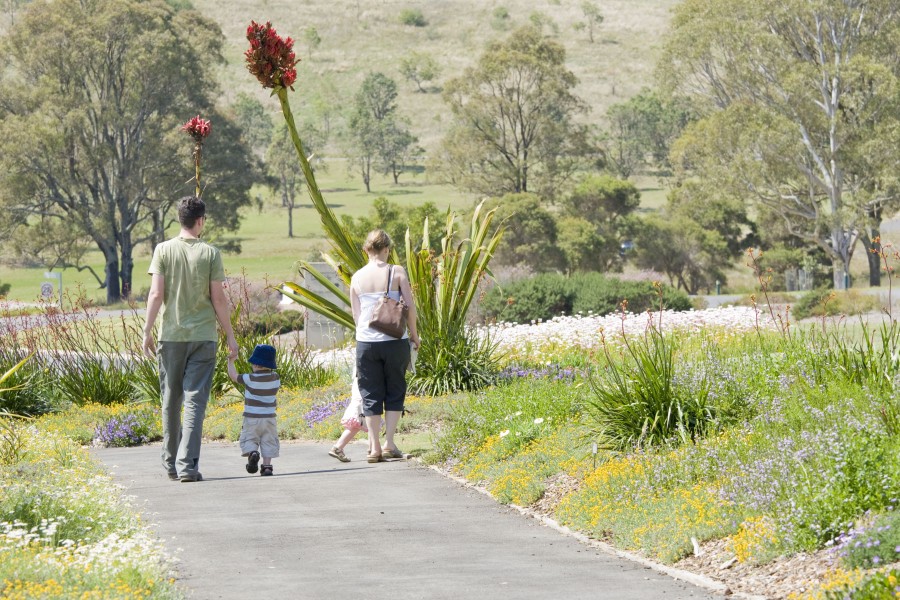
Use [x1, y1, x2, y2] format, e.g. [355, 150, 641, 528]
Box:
[248, 344, 277, 370]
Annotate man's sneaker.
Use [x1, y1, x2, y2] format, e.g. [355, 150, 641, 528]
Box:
[246, 451, 260, 474]
[180, 472, 203, 483]
[167, 472, 179, 481]
[260, 464, 274, 476]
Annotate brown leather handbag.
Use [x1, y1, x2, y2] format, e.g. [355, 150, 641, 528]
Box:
[368, 265, 409, 339]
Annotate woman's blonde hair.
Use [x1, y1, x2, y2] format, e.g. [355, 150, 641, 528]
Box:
[363, 229, 392, 255]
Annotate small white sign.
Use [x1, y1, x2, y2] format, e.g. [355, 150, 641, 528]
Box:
[40, 283, 53, 298]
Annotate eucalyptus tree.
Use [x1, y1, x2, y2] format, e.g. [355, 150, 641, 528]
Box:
[267, 121, 328, 238]
[438, 25, 591, 199]
[661, 0, 900, 288]
[0, 0, 256, 302]
[399, 52, 441, 93]
[347, 72, 418, 192]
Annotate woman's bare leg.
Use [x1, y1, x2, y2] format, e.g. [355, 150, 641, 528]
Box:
[383, 410, 402, 452]
[365, 415, 382, 455]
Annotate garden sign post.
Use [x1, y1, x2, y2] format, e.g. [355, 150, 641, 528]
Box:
[43, 271, 62, 307]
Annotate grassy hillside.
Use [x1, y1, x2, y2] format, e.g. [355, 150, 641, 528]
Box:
[198, 0, 680, 152]
[0, 0, 680, 303]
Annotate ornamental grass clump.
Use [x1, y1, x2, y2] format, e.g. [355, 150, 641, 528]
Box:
[0, 350, 54, 416]
[586, 321, 745, 451]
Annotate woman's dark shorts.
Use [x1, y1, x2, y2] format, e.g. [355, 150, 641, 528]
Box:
[356, 339, 410, 416]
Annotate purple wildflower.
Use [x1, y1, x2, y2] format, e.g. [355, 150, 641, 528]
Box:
[303, 399, 348, 427]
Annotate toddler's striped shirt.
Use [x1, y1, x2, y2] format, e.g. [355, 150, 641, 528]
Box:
[241, 371, 280, 418]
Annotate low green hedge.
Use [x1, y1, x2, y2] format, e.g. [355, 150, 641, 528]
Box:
[479, 272, 692, 324]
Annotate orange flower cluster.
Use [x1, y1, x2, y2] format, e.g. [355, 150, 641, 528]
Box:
[245, 20, 299, 90]
[181, 115, 211, 141]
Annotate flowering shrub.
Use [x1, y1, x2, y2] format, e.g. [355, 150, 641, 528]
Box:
[556, 446, 741, 562]
[432, 377, 582, 467]
[834, 510, 900, 569]
[729, 516, 778, 563]
[303, 399, 346, 428]
[0, 425, 178, 598]
[38, 402, 161, 446]
[93, 414, 151, 448]
[820, 568, 900, 600]
[497, 364, 580, 383]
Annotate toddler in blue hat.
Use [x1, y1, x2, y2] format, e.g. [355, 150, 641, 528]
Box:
[227, 344, 281, 476]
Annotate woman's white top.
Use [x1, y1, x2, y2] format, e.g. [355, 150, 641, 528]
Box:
[356, 290, 408, 342]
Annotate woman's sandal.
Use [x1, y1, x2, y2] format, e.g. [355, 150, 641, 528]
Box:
[367, 453, 385, 463]
[382, 448, 404, 459]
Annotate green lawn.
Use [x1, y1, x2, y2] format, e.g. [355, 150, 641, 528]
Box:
[0, 168, 478, 303]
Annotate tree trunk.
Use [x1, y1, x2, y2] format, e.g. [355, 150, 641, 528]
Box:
[832, 259, 851, 290]
[120, 253, 133, 300]
[860, 232, 882, 287]
[151, 208, 165, 250]
[362, 159, 371, 193]
[287, 203, 294, 238]
[103, 247, 121, 304]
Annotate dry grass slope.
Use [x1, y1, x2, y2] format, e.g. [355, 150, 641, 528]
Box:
[196, 0, 680, 151]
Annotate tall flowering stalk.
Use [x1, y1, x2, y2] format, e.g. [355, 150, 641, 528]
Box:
[245, 20, 364, 330]
[246, 21, 506, 393]
[181, 115, 211, 197]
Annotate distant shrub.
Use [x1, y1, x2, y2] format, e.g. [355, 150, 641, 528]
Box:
[793, 288, 880, 320]
[0, 282, 10, 297]
[492, 6, 511, 30]
[571, 274, 692, 317]
[250, 309, 304, 335]
[479, 273, 692, 324]
[399, 8, 427, 27]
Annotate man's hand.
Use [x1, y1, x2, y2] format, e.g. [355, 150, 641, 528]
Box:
[226, 334, 239, 360]
[142, 332, 156, 358]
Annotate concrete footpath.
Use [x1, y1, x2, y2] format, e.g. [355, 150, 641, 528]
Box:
[93, 441, 719, 600]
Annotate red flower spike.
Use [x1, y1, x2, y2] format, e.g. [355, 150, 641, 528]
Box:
[245, 20, 301, 90]
[181, 115, 211, 142]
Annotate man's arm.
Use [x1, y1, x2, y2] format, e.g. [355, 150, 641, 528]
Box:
[142, 274, 165, 357]
[210, 279, 239, 359]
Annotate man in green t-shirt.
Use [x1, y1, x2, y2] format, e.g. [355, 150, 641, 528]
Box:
[143, 196, 238, 482]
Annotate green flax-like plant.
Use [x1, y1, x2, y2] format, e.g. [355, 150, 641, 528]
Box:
[406, 207, 505, 394]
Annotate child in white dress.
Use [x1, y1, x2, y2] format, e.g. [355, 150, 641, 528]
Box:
[328, 370, 369, 462]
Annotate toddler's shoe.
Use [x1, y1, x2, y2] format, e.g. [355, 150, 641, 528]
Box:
[260, 464, 274, 476]
[246, 451, 260, 474]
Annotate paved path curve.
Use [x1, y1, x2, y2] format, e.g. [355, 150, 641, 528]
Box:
[93, 441, 719, 600]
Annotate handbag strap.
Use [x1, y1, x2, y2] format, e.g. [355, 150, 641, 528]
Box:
[383, 265, 394, 296]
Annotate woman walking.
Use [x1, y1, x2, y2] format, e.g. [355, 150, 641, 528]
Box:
[350, 230, 420, 463]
